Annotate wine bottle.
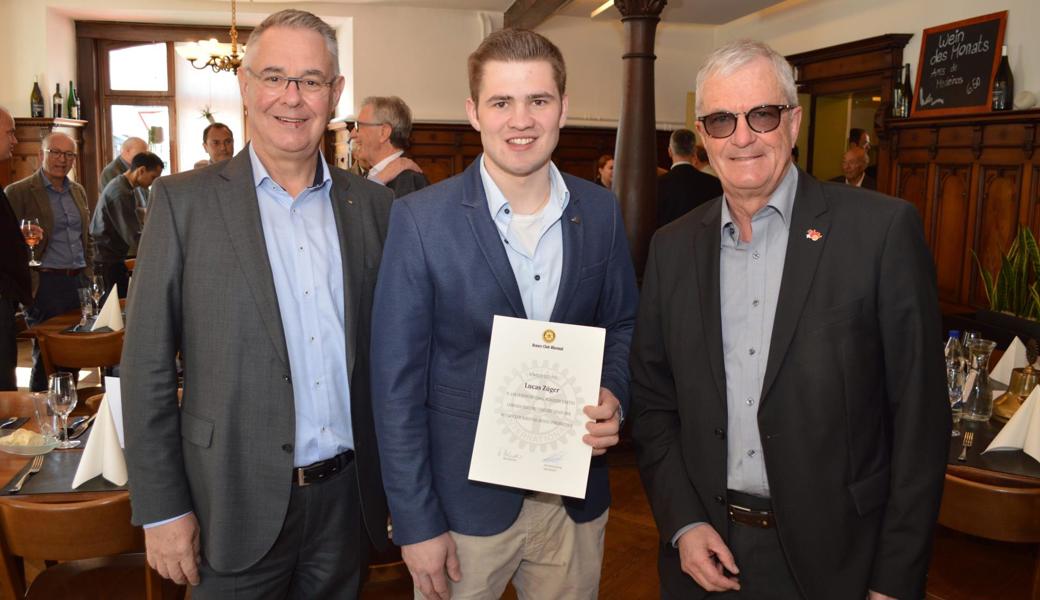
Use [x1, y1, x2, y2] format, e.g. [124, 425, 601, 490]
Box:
[891, 65, 905, 118]
[901, 64, 913, 117]
[52, 83, 62, 119]
[30, 77, 45, 118]
[66, 80, 77, 120]
[992, 45, 1014, 111]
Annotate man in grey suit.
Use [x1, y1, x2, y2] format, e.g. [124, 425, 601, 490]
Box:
[122, 9, 392, 598]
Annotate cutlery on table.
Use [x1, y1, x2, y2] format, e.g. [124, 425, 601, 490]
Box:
[68, 413, 97, 440]
[11, 455, 44, 494]
[957, 431, 974, 462]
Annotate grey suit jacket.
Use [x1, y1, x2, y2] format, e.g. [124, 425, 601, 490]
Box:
[121, 148, 393, 573]
[4, 170, 94, 293]
[99, 157, 128, 193]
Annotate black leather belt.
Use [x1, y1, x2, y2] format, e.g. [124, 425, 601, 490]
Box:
[293, 449, 354, 486]
[37, 268, 83, 276]
[727, 489, 775, 529]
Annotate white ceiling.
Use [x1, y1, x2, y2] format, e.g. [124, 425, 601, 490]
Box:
[233, 0, 782, 25]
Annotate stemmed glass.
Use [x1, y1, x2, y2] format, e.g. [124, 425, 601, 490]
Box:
[77, 288, 94, 328]
[88, 275, 105, 313]
[47, 373, 80, 449]
[19, 218, 43, 267]
[946, 356, 963, 437]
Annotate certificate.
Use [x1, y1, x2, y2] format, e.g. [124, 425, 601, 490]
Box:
[468, 315, 605, 499]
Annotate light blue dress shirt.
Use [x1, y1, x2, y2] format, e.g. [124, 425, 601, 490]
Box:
[479, 155, 569, 322]
[250, 145, 354, 467]
[39, 171, 86, 269]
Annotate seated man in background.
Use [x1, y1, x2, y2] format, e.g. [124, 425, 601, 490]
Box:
[349, 95, 429, 197]
[91, 152, 164, 298]
[100, 136, 147, 191]
[829, 146, 875, 189]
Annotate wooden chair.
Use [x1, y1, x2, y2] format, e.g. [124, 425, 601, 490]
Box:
[0, 492, 181, 599]
[929, 468, 1040, 599]
[37, 330, 124, 416]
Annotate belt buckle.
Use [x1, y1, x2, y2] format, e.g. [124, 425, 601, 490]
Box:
[296, 467, 310, 487]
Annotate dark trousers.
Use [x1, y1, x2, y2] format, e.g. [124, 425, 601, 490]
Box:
[193, 460, 368, 599]
[96, 262, 129, 299]
[24, 271, 84, 392]
[713, 492, 803, 600]
[0, 297, 17, 391]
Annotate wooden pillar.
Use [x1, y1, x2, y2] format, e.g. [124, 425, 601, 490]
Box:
[613, 0, 666, 278]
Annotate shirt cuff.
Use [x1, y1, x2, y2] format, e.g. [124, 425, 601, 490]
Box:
[671, 522, 708, 547]
[144, 511, 192, 529]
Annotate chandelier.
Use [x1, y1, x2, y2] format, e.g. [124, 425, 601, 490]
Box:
[175, 0, 245, 74]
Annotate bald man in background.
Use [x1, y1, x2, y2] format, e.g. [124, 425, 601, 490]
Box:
[829, 146, 875, 190]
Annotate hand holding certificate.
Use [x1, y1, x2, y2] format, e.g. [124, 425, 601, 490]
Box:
[468, 315, 605, 499]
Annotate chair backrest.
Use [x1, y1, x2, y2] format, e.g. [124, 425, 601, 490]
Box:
[938, 472, 1040, 543]
[37, 330, 125, 376]
[0, 493, 142, 561]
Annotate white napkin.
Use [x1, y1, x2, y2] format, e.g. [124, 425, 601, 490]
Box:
[92, 285, 123, 331]
[990, 336, 1029, 386]
[984, 385, 1040, 462]
[71, 393, 128, 488]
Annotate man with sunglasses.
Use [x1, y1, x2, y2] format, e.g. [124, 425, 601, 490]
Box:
[631, 40, 949, 600]
[5, 132, 93, 392]
[122, 9, 391, 598]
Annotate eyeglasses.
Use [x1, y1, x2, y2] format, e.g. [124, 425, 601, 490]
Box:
[45, 149, 77, 160]
[245, 68, 335, 95]
[351, 120, 385, 130]
[697, 104, 794, 139]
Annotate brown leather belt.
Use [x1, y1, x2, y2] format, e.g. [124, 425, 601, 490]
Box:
[293, 449, 354, 486]
[37, 268, 83, 276]
[727, 490, 775, 529]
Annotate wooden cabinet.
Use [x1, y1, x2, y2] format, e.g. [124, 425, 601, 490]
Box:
[0, 118, 86, 191]
[885, 109, 1040, 312]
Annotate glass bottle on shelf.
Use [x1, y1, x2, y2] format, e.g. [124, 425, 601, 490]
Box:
[991, 45, 1014, 111]
[51, 83, 62, 119]
[962, 338, 997, 422]
[30, 77, 44, 118]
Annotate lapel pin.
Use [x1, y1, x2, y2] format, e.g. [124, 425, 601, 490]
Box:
[570, 216, 581, 224]
[805, 228, 823, 241]
[347, 198, 354, 205]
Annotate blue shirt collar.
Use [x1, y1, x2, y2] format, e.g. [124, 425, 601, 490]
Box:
[479, 154, 570, 219]
[248, 143, 331, 193]
[38, 169, 69, 193]
[720, 163, 798, 240]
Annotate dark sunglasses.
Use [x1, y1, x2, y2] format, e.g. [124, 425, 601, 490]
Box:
[697, 104, 794, 139]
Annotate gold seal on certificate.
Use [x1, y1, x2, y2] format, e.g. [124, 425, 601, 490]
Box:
[468, 315, 605, 499]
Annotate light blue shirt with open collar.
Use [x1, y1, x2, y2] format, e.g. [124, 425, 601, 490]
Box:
[479, 155, 569, 322]
[670, 163, 797, 546]
[249, 144, 353, 467]
[39, 171, 86, 269]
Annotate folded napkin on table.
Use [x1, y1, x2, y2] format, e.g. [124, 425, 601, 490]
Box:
[92, 284, 123, 331]
[71, 392, 127, 488]
[984, 385, 1040, 463]
[989, 336, 1029, 386]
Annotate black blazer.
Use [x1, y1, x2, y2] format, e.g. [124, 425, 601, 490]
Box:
[828, 174, 877, 190]
[631, 170, 950, 600]
[656, 163, 723, 228]
[385, 169, 430, 199]
[0, 188, 31, 306]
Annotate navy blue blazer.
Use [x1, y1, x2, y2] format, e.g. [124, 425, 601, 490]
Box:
[371, 159, 638, 546]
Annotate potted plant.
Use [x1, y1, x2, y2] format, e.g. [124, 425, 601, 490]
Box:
[971, 226, 1040, 344]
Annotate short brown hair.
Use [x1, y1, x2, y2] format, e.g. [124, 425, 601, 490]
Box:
[467, 28, 566, 101]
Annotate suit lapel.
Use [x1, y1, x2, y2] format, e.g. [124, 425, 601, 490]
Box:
[215, 150, 289, 366]
[760, 170, 830, 405]
[695, 201, 728, 410]
[549, 195, 583, 322]
[329, 170, 361, 379]
[461, 162, 526, 318]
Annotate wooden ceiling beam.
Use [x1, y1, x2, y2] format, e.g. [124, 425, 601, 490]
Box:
[504, 0, 573, 30]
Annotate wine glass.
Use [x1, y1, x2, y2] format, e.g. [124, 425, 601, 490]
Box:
[47, 373, 79, 449]
[88, 274, 105, 313]
[19, 218, 43, 267]
[946, 356, 963, 437]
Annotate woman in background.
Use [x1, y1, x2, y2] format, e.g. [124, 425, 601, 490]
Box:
[595, 154, 614, 188]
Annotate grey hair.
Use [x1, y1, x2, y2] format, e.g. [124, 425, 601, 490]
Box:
[41, 132, 76, 150]
[669, 128, 696, 157]
[361, 96, 414, 150]
[695, 39, 798, 116]
[244, 9, 339, 77]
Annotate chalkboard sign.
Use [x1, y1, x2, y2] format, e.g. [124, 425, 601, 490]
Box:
[912, 11, 1007, 117]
